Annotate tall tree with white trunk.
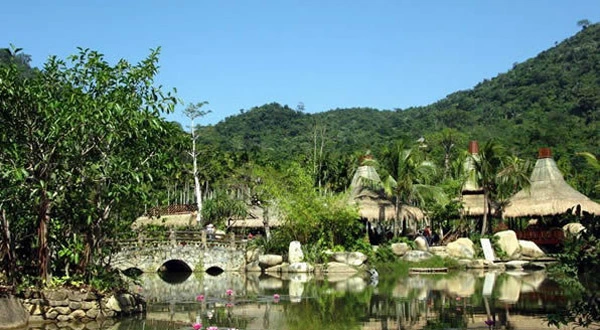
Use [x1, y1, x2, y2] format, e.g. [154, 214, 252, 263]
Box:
[184, 102, 211, 224]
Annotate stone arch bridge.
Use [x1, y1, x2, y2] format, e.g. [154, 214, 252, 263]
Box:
[111, 232, 247, 273]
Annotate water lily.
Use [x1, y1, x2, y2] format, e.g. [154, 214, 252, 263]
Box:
[226, 289, 234, 296]
[196, 294, 205, 302]
[192, 322, 202, 330]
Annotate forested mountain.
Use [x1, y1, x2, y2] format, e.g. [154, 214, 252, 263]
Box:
[199, 23, 599, 196]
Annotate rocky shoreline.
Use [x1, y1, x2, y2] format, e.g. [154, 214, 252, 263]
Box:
[0, 289, 145, 330]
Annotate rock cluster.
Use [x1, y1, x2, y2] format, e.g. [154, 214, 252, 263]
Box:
[246, 240, 369, 275]
[20, 289, 144, 324]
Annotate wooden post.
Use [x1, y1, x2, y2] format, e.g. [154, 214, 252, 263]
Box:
[201, 230, 207, 249]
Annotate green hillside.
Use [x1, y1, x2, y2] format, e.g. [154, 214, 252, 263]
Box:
[199, 24, 599, 197]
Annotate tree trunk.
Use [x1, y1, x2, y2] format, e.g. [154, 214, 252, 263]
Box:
[38, 191, 51, 284]
[263, 207, 271, 241]
[0, 208, 15, 284]
[443, 153, 450, 179]
[394, 197, 402, 237]
[481, 192, 488, 235]
[190, 118, 203, 225]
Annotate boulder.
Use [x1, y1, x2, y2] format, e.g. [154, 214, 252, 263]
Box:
[259, 254, 283, 268]
[429, 246, 449, 258]
[265, 263, 288, 274]
[325, 262, 358, 274]
[245, 246, 263, 263]
[414, 236, 429, 251]
[288, 262, 314, 273]
[288, 241, 304, 263]
[332, 252, 367, 267]
[494, 230, 521, 259]
[391, 242, 411, 256]
[402, 250, 434, 262]
[245, 260, 262, 272]
[0, 296, 29, 329]
[446, 238, 475, 259]
[519, 240, 545, 258]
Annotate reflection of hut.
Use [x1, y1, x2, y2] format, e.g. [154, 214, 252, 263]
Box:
[349, 162, 427, 240]
[503, 148, 600, 218]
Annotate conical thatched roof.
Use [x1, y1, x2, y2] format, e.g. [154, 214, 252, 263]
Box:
[460, 141, 495, 216]
[503, 149, 600, 218]
[462, 141, 482, 193]
[349, 165, 426, 223]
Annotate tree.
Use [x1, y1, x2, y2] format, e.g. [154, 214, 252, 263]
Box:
[379, 142, 447, 235]
[184, 102, 211, 225]
[468, 141, 530, 235]
[0, 47, 177, 284]
[577, 152, 600, 193]
[577, 19, 591, 30]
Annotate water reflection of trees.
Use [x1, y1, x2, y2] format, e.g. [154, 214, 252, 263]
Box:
[131, 269, 599, 330]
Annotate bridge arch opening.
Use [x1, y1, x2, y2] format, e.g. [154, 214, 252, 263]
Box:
[206, 266, 224, 276]
[122, 267, 143, 278]
[158, 259, 192, 284]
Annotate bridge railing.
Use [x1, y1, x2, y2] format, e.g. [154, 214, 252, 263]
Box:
[115, 230, 248, 250]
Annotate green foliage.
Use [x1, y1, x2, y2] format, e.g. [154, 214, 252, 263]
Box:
[551, 233, 600, 275]
[259, 163, 363, 251]
[0, 46, 177, 286]
[468, 233, 507, 260]
[390, 236, 417, 249]
[202, 189, 247, 227]
[372, 245, 396, 264]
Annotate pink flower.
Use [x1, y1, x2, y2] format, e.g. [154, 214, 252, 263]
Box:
[226, 302, 234, 308]
[226, 289, 234, 296]
[196, 294, 205, 302]
[273, 293, 280, 303]
[192, 322, 202, 330]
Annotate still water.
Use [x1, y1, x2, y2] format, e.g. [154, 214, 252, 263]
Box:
[25, 269, 599, 330]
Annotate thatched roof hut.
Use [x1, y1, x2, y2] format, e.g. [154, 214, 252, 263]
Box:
[349, 165, 427, 224]
[503, 148, 600, 218]
[227, 204, 282, 229]
[460, 141, 497, 216]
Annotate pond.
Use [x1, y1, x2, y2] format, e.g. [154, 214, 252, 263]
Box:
[23, 268, 600, 330]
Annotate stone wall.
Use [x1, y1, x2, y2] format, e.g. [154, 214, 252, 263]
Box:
[20, 289, 145, 324]
[0, 295, 29, 329]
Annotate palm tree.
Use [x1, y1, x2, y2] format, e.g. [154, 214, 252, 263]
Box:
[577, 152, 600, 193]
[380, 142, 447, 236]
[469, 141, 530, 234]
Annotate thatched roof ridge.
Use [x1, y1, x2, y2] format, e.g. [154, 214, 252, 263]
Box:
[349, 165, 426, 223]
[503, 156, 600, 218]
[228, 204, 282, 228]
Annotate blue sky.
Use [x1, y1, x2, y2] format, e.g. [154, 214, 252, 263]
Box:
[4, 1, 598, 125]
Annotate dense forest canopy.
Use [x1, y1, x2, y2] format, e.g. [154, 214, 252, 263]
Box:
[198, 23, 600, 199]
